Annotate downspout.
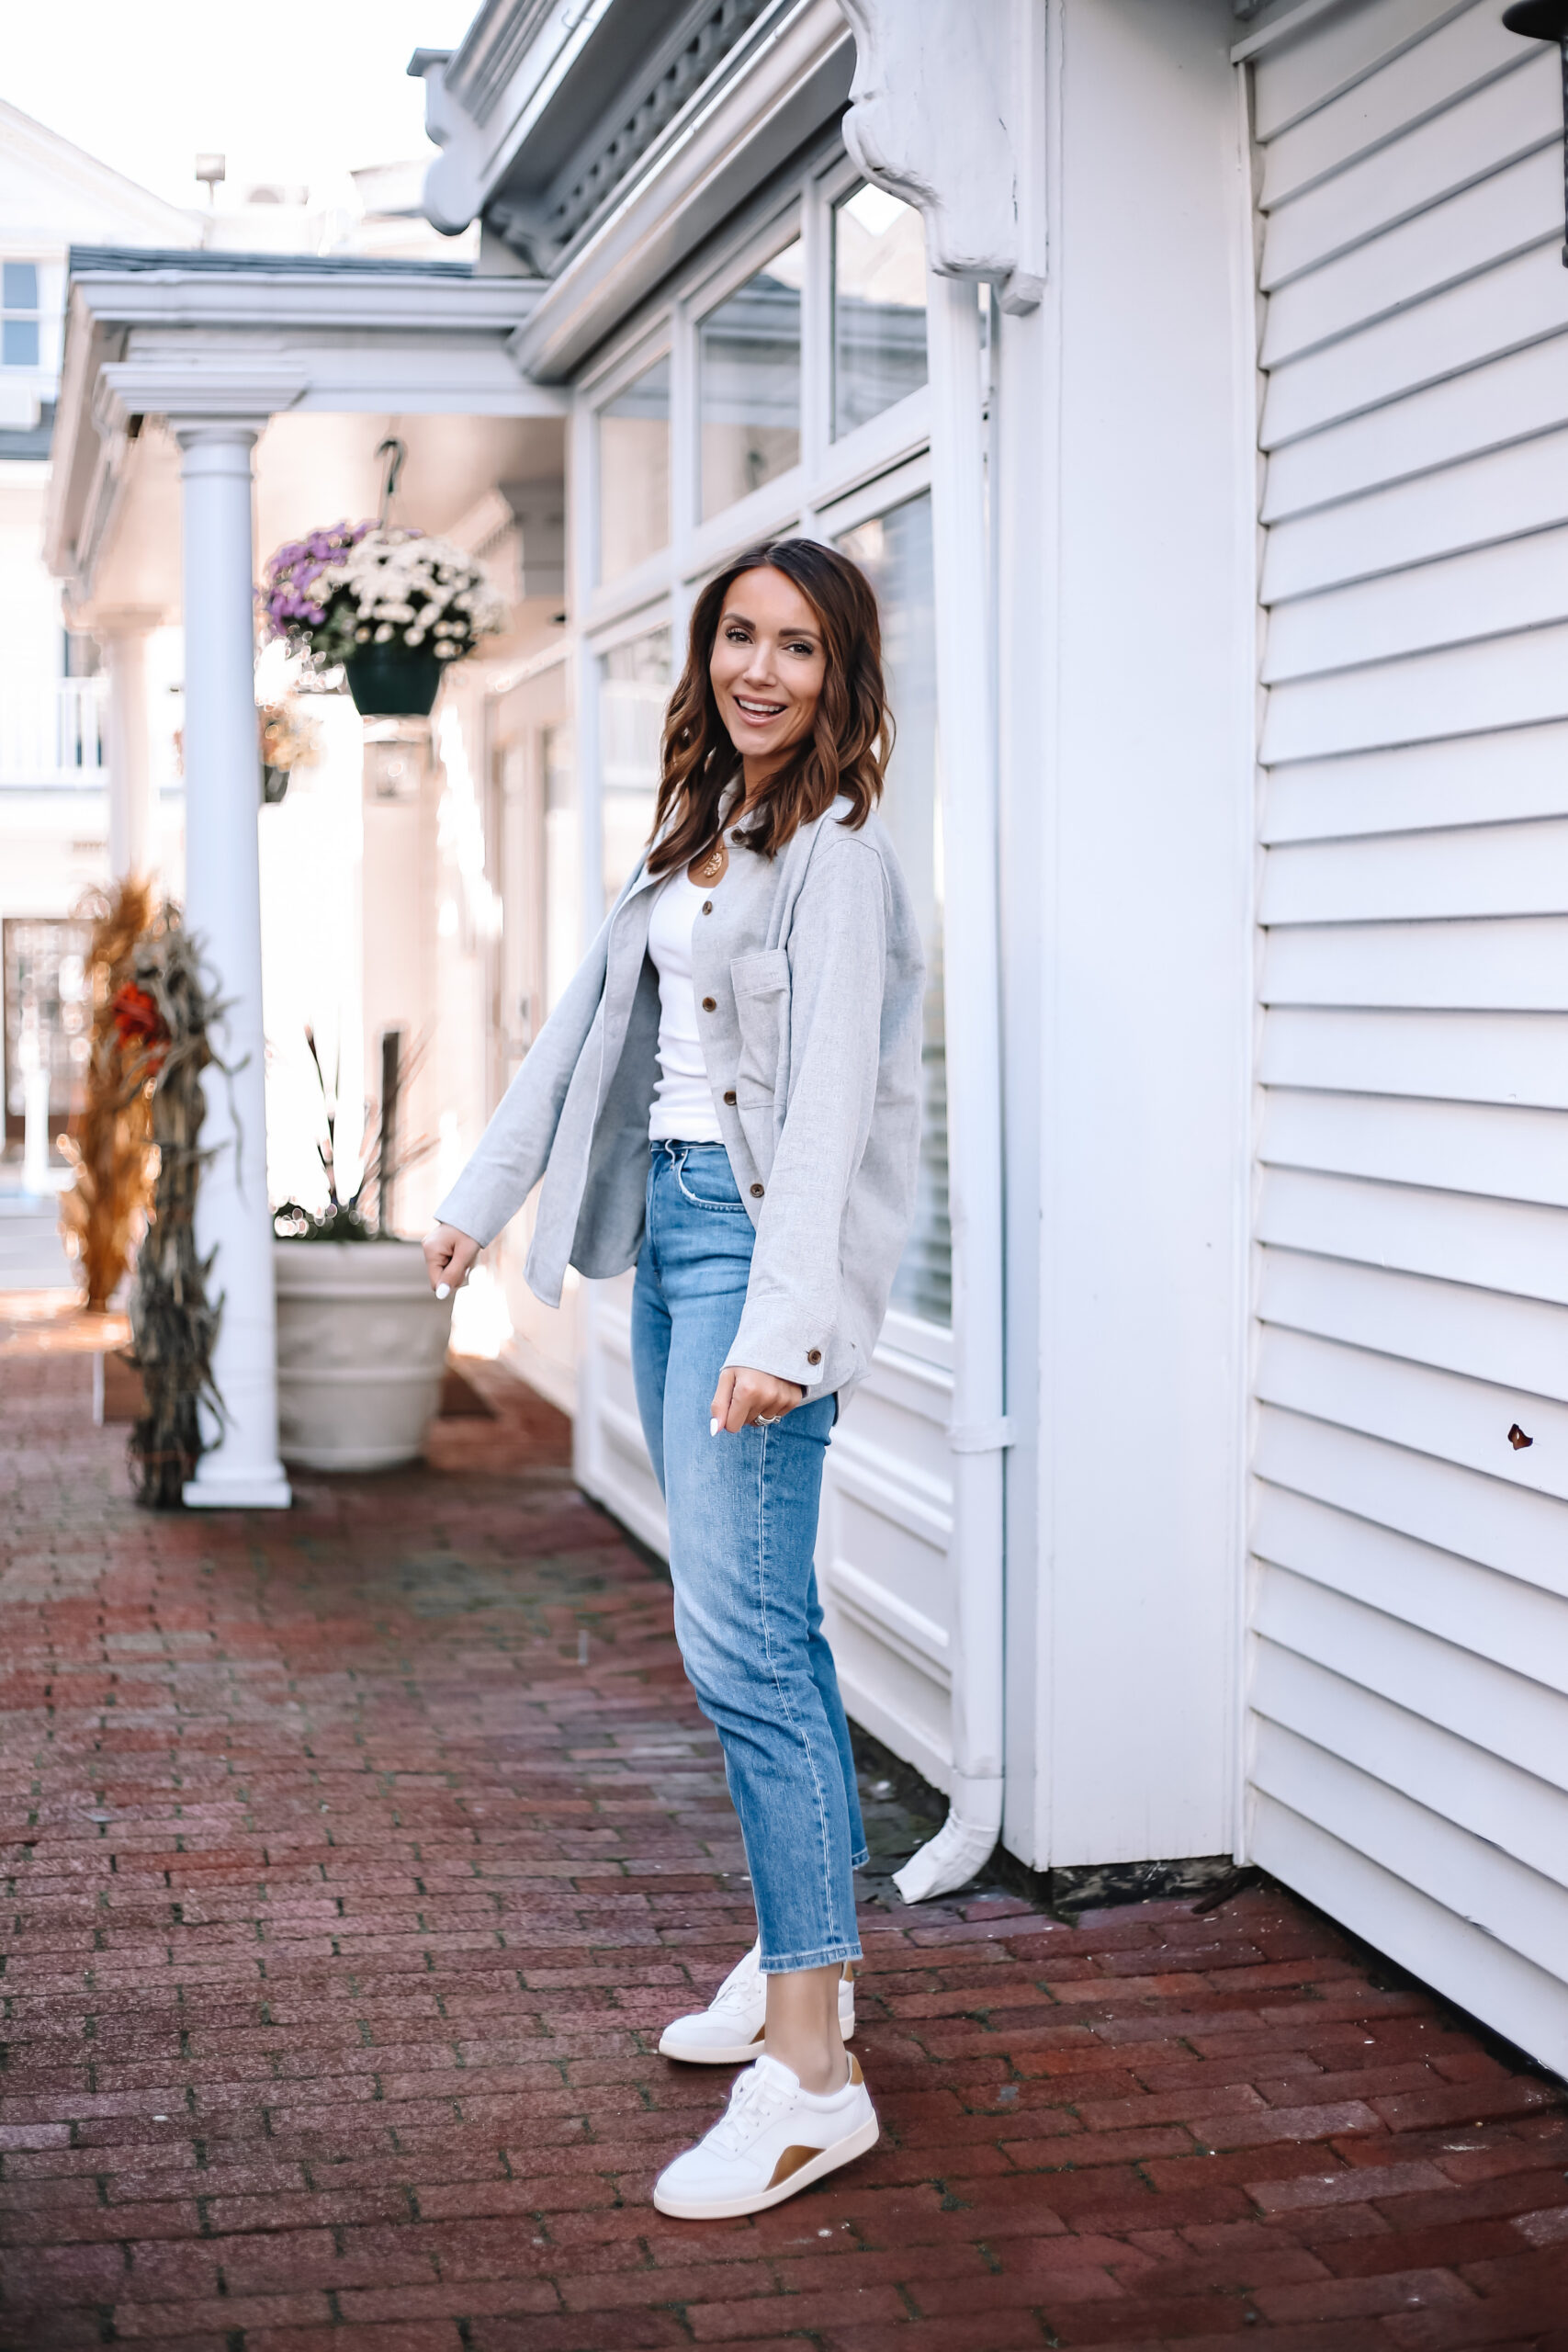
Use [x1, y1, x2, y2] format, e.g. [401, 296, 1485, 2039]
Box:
[893, 268, 1010, 1904]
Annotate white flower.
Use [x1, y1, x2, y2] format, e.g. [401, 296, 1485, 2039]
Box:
[308, 526, 504, 656]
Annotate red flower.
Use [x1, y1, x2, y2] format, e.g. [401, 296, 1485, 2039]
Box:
[111, 983, 168, 1072]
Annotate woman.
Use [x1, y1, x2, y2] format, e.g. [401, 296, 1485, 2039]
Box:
[424, 537, 924, 2220]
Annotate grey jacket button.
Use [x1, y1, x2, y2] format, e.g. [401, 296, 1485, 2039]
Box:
[723, 1089, 737, 1106]
[702, 899, 714, 914]
[750, 1182, 764, 1198]
[701, 995, 717, 1012]
[807, 1349, 822, 1365]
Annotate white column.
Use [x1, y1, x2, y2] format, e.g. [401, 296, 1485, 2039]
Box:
[97, 608, 162, 880]
[174, 420, 290, 1510]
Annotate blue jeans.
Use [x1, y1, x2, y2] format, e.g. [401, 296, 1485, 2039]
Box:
[630, 1140, 866, 1973]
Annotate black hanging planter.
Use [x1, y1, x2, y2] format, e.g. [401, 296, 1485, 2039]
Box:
[343, 645, 444, 718]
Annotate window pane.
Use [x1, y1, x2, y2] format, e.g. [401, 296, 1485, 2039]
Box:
[599, 626, 671, 908]
[1, 318, 39, 368]
[541, 722, 579, 1018]
[833, 185, 927, 438]
[698, 238, 803, 520]
[599, 355, 670, 582]
[2, 263, 39, 311]
[836, 494, 948, 1325]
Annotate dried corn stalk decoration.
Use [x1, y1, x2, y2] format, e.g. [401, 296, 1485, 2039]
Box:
[59, 878, 158, 1311]
[118, 912, 227, 1509]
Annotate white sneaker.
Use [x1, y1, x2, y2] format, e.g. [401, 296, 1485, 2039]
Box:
[652, 2052, 878, 2219]
[658, 1940, 855, 2064]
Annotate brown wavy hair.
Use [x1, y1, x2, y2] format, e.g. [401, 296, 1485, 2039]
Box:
[646, 537, 891, 876]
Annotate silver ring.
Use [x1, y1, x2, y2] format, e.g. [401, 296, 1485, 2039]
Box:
[757, 1415, 777, 1426]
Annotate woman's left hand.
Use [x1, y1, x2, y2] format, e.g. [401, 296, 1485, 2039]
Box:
[711, 1366, 806, 1433]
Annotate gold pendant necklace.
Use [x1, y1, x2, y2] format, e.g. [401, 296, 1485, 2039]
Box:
[689, 835, 728, 887]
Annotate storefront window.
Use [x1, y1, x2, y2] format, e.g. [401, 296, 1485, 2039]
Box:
[598, 354, 670, 582]
[832, 187, 927, 439]
[599, 626, 671, 908]
[837, 495, 948, 1326]
[541, 722, 578, 1016]
[698, 237, 804, 519]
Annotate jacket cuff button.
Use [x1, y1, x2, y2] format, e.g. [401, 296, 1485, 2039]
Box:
[723, 1090, 737, 1105]
[701, 996, 717, 1012]
[807, 1349, 822, 1366]
[750, 1182, 764, 1197]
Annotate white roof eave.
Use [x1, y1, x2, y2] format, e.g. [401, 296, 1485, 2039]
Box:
[44, 258, 569, 601]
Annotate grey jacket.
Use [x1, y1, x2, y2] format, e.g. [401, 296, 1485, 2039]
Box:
[436, 797, 925, 1406]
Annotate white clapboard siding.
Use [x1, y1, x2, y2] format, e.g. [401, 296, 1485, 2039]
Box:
[1254, 1645, 1568, 1887]
[1261, 817, 1568, 924]
[1259, 1249, 1568, 1406]
[1258, 621, 1568, 762]
[1259, 1005, 1568, 1107]
[1254, 1482, 1568, 1685]
[1258, 1168, 1568, 1305]
[1262, 917, 1568, 1007]
[1263, 51, 1554, 276]
[1260, 145, 1561, 362]
[1252, 0, 1477, 142]
[1261, 6, 1525, 205]
[1260, 721, 1568, 842]
[1247, 0, 1568, 2072]
[1260, 242, 1566, 447]
[1263, 523, 1568, 681]
[1261, 1086, 1568, 1204]
[1261, 329, 1568, 520]
[1262, 424, 1568, 601]
[1255, 1401, 1568, 1597]
[1257, 1326, 1568, 1503]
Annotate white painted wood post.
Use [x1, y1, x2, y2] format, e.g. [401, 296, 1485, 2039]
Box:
[97, 609, 162, 881]
[174, 420, 291, 1510]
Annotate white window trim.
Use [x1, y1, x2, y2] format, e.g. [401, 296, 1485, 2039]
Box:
[579, 132, 933, 633]
[564, 138, 948, 1360]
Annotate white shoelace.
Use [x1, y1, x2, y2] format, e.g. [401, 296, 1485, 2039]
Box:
[708, 2061, 795, 2159]
[710, 1942, 761, 2014]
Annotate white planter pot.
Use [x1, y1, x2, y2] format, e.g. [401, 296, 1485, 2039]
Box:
[274, 1238, 454, 1471]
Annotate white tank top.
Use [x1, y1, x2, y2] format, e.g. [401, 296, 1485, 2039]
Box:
[647, 870, 724, 1143]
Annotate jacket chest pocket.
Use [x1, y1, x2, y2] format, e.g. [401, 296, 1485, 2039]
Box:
[730, 947, 790, 1107]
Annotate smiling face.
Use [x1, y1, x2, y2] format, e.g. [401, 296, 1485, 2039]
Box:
[708, 565, 828, 789]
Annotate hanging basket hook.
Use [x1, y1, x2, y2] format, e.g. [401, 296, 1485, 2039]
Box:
[375, 436, 408, 528]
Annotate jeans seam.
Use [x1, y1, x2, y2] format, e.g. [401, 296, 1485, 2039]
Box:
[754, 1419, 841, 1956]
[671, 1152, 745, 1213]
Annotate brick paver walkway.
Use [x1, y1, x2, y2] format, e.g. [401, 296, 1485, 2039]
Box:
[3, 1325, 1566, 2351]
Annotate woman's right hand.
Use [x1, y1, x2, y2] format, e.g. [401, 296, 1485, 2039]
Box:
[423, 1223, 479, 1298]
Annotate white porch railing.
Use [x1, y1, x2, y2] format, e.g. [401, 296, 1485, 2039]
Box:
[0, 676, 108, 786]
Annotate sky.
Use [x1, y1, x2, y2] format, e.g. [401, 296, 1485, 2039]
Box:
[1, 1, 481, 210]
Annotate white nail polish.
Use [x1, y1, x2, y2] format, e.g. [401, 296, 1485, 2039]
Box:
[435, 1283, 450, 1300]
[710, 1417, 720, 1437]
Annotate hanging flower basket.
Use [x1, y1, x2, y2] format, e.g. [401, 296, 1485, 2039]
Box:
[342, 644, 444, 718]
[258, 522, 506, 709]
